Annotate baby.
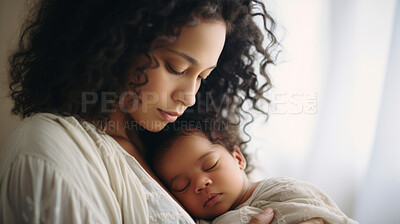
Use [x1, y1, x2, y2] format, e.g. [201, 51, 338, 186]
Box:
[142, 119, 358, 224]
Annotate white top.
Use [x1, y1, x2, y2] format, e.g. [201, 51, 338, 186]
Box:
[198, 177, 358, 224]
[0, 113, 195, 224]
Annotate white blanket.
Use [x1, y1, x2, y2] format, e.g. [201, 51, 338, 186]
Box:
[198, 177, 358, 224]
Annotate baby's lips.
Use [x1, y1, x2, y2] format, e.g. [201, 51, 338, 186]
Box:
[203, 193, 222, 207]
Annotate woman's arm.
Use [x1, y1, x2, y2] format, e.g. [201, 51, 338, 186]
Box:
[1, 155, 109, 223]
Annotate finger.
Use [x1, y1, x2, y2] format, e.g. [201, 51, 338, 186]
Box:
[249, 208, 274, 224]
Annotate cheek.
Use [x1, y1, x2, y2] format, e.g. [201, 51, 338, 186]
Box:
[215, 164, 243, 185]
[178, 194, 199, 210]
[138, 70, 170, 100]
[141, 71, 162, 92]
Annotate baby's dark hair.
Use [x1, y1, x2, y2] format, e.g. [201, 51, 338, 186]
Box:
[9, 0, 277, 129]
[142, 115, 254, 174]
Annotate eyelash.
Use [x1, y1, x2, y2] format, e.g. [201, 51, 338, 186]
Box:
[205, 160, 218, 171]
[174, 186, 189, 193]
[166, 63, 206, 80]
[166, 63, 185, 75]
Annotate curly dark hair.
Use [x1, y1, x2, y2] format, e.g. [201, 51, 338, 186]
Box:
[9, 0, 277, 127]
[141, 115, 254, 174]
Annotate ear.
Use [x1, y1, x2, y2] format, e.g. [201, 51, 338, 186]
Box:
[232, 145, 247, 170]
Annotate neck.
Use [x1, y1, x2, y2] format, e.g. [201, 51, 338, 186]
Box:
[107, 108, 146, 154]
[230, 178, 258, 210]
[105, 107, 130, 139]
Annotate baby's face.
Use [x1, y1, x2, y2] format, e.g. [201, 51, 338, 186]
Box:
[155, 133, 248, 219]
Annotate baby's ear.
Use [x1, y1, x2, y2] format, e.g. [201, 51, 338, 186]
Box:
[232, 145, 246, 170]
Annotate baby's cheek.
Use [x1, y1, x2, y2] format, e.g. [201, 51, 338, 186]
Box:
[179, 195, 197, 210]
[177, 195, 189, 205]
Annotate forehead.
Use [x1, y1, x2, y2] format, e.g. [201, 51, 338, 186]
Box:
[163, 20, 226, 65]
[166, 132, 213, 161]
[156, 133, 215, 177]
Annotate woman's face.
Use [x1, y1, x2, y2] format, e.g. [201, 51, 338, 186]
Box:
[128, 20, 226, 132]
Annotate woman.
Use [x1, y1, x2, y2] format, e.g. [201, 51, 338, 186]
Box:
[0, 0, 322, 223]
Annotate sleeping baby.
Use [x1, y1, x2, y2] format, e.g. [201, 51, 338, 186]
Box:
[142, 119, 359, 224]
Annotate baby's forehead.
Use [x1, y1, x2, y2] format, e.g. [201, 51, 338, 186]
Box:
[157, 137, 221, 177]
[164, 134, 218, 158]
[155, 128, 229, 170]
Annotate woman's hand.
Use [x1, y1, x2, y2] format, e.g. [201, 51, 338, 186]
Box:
[248, 208, 274, 224]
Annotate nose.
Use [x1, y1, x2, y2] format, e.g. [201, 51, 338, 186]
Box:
[173, 76, 200, 107]
[195, 176, 212, 193]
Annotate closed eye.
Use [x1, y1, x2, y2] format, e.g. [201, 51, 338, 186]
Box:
[173, 182, 190, 193]
[166, 63, 185, 75]
[205, 160, 218, 171]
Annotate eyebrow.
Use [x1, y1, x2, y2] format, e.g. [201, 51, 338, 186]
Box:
[166, 48, 217, 70]
[168, 151, 217, 186]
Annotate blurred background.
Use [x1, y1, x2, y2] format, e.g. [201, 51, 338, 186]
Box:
[1, 0, 399, 223]
[247, 0, 400, 223]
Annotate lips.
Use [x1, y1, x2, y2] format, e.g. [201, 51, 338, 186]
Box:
[158, 109, 183, 123]
[203, 193, 222, 207]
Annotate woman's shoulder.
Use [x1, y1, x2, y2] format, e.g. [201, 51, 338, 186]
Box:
[0, 113, 128, 223]
[0, 113, 101, 174]
[8, 112, 81, 133]
[3, 113, 84, 150]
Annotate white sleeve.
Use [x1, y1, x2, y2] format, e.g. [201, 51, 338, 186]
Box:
[1, 155, 106, 224]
